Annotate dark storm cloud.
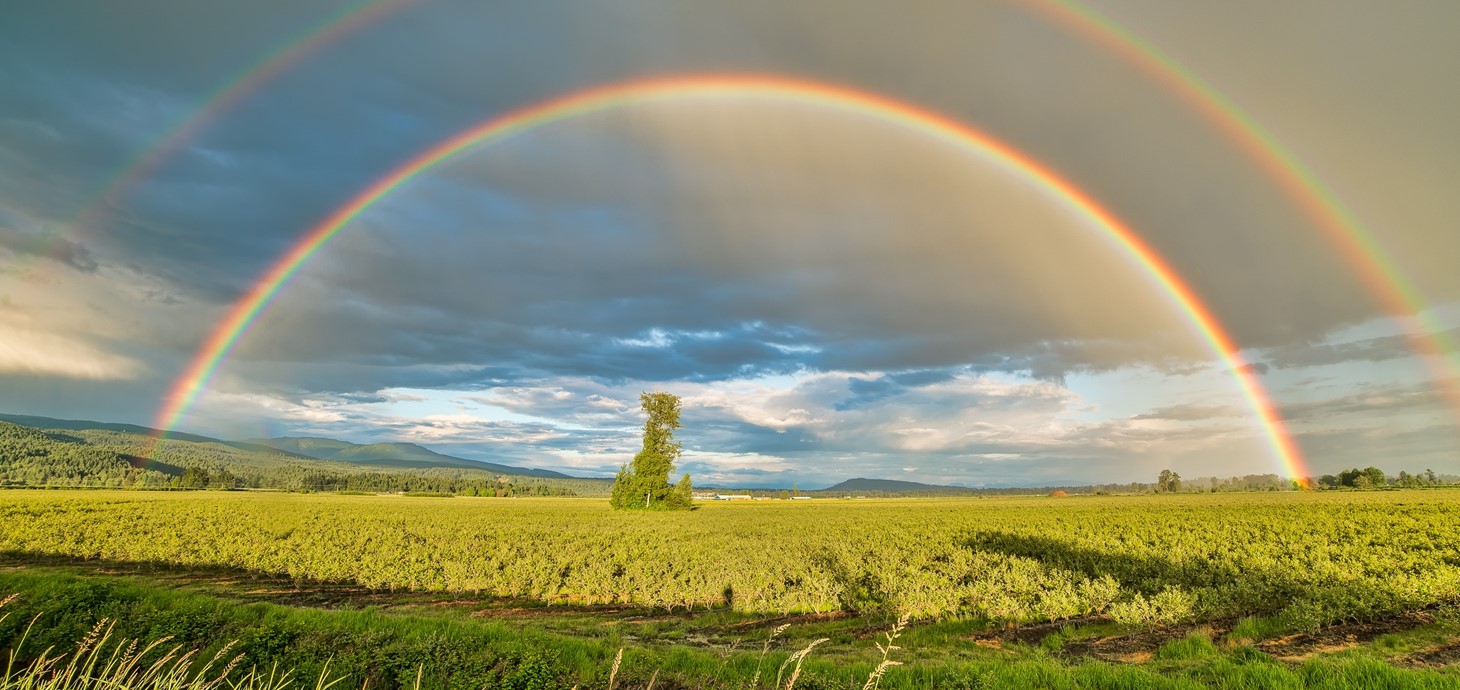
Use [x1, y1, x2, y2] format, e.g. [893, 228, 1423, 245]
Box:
[834, 368, 962, 410]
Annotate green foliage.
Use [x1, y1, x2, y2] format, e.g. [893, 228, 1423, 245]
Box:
[5, 490, 1459, 628]
[1109, 587, 1197, 626]
[1333, 466, 1390, 489]
[610, 392, 690, 511]
[1156, 469, 1182, 493]
[0, 421, 169, 488]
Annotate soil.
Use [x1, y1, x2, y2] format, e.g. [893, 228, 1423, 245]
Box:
[970, 610, 1451, 665]
[1257, 612, 1435, 662]
[1399, 640, 1460, 667]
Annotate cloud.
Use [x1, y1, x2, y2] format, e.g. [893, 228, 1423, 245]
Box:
[0, 318, 140, 380]
[1294, 423, 1460, 475]
[1238, 362, 1270, 376]
[1262, 328, 1460, 370]
[0, 208, 98, 273]
[1278, 382, 1452, 422]
[1133, 403, 1243, 421]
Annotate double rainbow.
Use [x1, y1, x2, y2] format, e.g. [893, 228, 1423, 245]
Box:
[150, 75, 1310, 480]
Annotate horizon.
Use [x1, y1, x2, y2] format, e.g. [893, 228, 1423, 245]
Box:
[7, 411, 1446, 492]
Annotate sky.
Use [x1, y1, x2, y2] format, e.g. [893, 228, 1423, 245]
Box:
[1, 0, 1457, 487]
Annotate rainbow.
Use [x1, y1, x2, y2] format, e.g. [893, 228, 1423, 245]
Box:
[5, 0, 415, 279]
[152, 74, 1310, 479]
[1031, 0, 1460, 414]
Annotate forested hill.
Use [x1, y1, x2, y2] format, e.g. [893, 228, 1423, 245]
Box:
[0, 421, 164, 487]
[246, 437, 572, 478]
[0, 419, 609, 496]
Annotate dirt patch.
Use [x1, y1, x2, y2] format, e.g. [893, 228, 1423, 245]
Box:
[1398, 640, 1460, 668]
[1110, 651, 1153, 664]
[973, 609, 1447, 665]
[1257, 612, 1434, 661]
[1058, 624, 1230, 663]
[966, 615, 1205, 663]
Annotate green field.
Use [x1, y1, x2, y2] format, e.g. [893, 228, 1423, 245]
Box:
[4, 490, 1460, 623]
[3, 489, 1460, 688]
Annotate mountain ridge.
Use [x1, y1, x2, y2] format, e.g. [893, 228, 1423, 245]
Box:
[819, 477, 969, 493]
[0, 414, 572, 479]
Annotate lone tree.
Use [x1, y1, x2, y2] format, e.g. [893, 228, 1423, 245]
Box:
[611, 392, 693, 510]
[1157, 469, 1182, 493]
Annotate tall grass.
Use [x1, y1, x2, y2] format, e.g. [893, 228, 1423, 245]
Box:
[1, 614, 331, 690]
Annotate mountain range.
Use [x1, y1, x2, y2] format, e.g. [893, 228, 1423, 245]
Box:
[0, 413, 570, 479]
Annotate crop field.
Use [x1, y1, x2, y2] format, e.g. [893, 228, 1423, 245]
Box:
[3, 490, 1459, 630]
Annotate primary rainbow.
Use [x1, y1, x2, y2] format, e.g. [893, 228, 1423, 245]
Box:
[6, 0, 415, 279]
[1032, 0, 1460, 415]
[152, 74, 1310, 480]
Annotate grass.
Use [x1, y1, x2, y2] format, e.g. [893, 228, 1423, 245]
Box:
[2, 569, 1459, 689]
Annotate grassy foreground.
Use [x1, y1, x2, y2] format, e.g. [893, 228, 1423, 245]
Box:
[3, 564, 1460, 688]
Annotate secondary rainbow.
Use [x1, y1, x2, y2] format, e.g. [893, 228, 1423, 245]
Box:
[152, 74, 1309, 479]
[6, 0, 416, 279]
[1032, 0, 1460, 415]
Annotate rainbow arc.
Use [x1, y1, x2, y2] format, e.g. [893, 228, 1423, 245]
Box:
[149, 75, 1310, 480]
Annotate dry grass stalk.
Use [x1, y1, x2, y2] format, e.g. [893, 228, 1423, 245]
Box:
[776, 638, 828, 690]
[606, 648, 623, 690]
[863, 614, 910, 690]
[752, 623, 791, 687]
[860, 660, 903, 690]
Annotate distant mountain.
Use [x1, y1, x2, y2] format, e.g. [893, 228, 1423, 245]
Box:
[247, 437, 571, 478]
[252, 437, 354, 456]
[0, 414, 575, 480]
[0, 413, 223, 446]
[820, 477, 971, 494]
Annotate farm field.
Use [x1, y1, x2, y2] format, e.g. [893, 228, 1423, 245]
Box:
[3, 489, 1460, 688]
[3, 490, 1460, 625]
[4, 489, 1460, 688]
